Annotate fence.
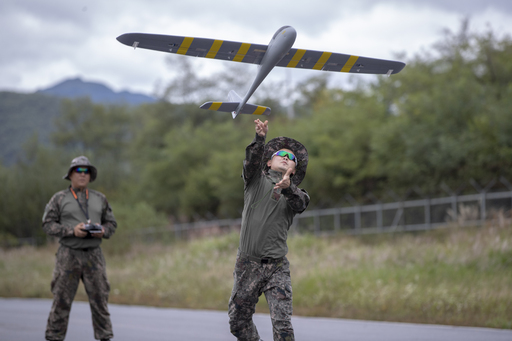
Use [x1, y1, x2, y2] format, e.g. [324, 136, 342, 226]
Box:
[294, 189, 512, 236]
[166, 177, 512, 239]
[5, 179, 512, 246]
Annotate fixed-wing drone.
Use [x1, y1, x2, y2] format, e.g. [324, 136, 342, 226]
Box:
[117, 26, 405, 119]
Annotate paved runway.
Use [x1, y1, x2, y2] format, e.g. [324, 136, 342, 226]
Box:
[1, 298, 511, 340]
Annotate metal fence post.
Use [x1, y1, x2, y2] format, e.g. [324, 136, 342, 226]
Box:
[377, 203, 383, 231]
[334, 209, 341, 232]
[425, 197, 431, 229]
[314, 212, 320, 236]
[481, 192, 486, 223]
[500, 177, 512, 210]
[355, 206, 361, 232]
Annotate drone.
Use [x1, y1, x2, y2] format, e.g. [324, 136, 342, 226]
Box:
[117, 26, 405, 119]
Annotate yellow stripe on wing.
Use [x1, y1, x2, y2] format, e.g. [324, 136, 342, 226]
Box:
[206, 40, 223, 59]
[252, 106, 267, 115]
[313, 52, 332, 70]
[208, 102, 223, 111]
[177, 37, 194, 55]
[233, 43, 251, 62]
[341, 55, 359, 72]
[287, 49, 307, 68]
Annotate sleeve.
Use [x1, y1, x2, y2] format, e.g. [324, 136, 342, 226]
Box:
[242, 133, 266, 185]
[281, 183, 310, 213]
[101, 198, 117, 239]
[42, 192, 75, 238]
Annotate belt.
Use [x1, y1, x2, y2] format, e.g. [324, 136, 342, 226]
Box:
[240, 249, 283, 264]
[69, 246, 97, 252]
[61, 245, 98, 252]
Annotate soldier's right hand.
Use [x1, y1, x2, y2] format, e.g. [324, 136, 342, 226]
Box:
[254, 119, 268, 137]
[74, 223, 88, 238]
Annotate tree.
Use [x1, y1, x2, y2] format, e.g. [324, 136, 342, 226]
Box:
[51, 98, 133, 195]
[370, 20, 512, 194]
[130, 117, 252, 220]
[0, 136, 71, 242]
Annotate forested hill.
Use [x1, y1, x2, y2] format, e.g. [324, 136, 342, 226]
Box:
[37, 77, 156, 106]
[0, 91, 61, 165]
[0, 78, 156, 165]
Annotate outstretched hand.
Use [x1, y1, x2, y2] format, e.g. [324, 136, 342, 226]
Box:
[254, 119, 268, 137]
[274, 167, 294, 190]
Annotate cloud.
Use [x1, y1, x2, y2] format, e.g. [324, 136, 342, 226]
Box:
[2, 0, 512, 95]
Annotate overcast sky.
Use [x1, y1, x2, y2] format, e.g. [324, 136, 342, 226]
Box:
[3, 0, 512, 97]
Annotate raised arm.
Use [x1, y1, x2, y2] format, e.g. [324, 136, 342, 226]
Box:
[242, 119, 268, 184]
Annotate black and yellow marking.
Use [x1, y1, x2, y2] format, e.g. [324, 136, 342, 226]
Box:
[206, 40, 223, 59]
[206, 102, 223, 111]
[233, 43, 251, 62]
[177, 37, 194, 55]
[287, 49, 306, 68]
[340, 55, 359, 72]
[200, 102, 270, 116]
[252, 106, 267, 115]
[313, 52, 332, 70]
[117, 33, 406, 75]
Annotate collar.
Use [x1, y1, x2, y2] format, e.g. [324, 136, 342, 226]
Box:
[70, 185, 87, 193]
[69, 186, 88, 200]
[267, 169, 283, 184]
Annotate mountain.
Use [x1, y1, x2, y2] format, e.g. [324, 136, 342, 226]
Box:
[0, 78, 157, 165]
[37, 77, 156, 106]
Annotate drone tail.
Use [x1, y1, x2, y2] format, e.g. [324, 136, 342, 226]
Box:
[200, 90, 270, 119]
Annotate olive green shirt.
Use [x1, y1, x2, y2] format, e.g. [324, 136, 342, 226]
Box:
[42, 186, 117, 249]
[239, 134, 310, 259]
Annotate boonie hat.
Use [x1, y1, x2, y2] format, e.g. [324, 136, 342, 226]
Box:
[263, 136, 308, 186]
[63, 156, 98, 182]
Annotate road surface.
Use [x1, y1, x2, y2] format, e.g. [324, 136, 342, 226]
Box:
[1, 298, 511, 340]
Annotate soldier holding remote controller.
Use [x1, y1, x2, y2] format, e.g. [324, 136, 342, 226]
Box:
[42, 156, 117, 341]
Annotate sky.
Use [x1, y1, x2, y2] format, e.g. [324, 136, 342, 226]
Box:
[2, 0, 512, 97]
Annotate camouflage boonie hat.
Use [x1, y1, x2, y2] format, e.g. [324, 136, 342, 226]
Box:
[63, 156, 98, 182]
[264, 136, 308, 186]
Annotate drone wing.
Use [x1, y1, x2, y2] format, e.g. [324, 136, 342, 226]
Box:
[277, 48, 405, 75]
[117, 33, 268, 64]
[116, 33, 405, 75]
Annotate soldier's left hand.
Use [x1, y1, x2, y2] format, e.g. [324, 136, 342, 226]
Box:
[274, 168, 294, 189]
[93, 226, 105, 238]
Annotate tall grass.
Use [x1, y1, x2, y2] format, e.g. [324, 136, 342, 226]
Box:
[1, 223, 511, 329]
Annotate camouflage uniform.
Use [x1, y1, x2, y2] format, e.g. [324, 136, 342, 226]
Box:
[43, 156, 116, 341]
[229, 135, 309, 341]
[46, 245, 112, 340]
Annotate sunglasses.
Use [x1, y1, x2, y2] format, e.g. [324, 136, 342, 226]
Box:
[75, 167, 90, 174]
[272, 150, 297, 164]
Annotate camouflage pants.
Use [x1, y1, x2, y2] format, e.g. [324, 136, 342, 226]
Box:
[228, 250, 294, 341]
[45, 245, 113, 341]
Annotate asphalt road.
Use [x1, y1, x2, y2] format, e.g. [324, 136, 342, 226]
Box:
[1, 298, 511, 341]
